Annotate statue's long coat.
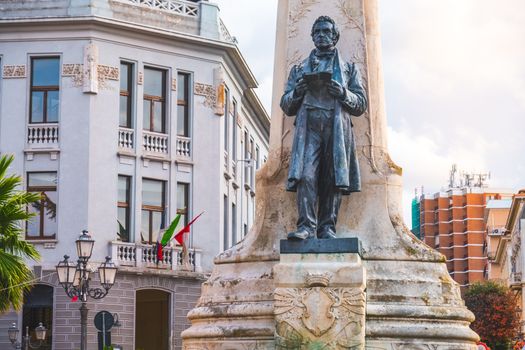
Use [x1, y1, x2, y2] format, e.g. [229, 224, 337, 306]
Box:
[280, 49, 368, 195]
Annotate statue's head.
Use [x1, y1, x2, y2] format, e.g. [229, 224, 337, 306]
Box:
[311, 16, 340, 50]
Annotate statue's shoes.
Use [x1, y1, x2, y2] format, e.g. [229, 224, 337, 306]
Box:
[317, 231, 336, 239]
[287, 230, 310, 240]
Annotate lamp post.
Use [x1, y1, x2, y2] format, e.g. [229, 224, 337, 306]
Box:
[55, 230, 117, 350]
[7, 322, 47, 350]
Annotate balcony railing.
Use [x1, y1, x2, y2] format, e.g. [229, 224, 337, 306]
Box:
[118, 0, 199, 17]
[510, 272, 523, 290]
[176, 136, 191, 159]
[27, 123, 59, 146]
[111, 241, 202, 273]
[219, 18, 237, 44]
[143, 130, 168, 154]
[118, 127, 134, 150]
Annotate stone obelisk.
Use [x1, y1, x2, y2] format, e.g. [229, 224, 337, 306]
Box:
[182, 0, 479, 349]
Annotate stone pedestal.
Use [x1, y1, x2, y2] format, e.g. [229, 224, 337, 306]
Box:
[274, 239, 365, 349]
[182, 0, 479, 349]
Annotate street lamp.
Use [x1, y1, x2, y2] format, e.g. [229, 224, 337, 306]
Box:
[55, 230, 117, 350]
[7, 322, 47, 349]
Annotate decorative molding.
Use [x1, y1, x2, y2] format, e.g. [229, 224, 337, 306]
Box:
[84, 43, 99, 93]
[62, 64, 84, 87]
[138, 71, 144, 85]
[62, 63, 119, 90]
[194, 82, 216, 109]
[2, 65, 26, 78]
[337, 0, 365, 35]
[288, 0, 318, 39]
[97, 64, 119, 81]
[171, 78, 177, 91]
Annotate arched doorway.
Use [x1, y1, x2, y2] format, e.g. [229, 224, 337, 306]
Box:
[22, 284, 53, 350]
[135, 289, 170, 350]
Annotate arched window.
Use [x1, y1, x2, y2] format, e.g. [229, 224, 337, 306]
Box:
[22, 284, 53, 350]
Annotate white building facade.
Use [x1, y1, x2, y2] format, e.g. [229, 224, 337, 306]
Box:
[0, 0, 269, 349]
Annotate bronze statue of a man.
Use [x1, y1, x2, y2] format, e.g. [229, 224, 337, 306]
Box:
[281, 16, 368, 240]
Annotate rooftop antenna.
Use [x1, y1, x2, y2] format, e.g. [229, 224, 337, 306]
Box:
[449, 164, 458, 188]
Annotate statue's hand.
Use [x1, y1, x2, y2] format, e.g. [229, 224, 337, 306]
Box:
[293, 78, 308, 99]
[328, 79, 345, 100]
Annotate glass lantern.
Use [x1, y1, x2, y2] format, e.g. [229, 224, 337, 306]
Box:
[76, 230, 94, 260]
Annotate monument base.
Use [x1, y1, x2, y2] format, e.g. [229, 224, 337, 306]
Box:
[274, 246, 366, 349]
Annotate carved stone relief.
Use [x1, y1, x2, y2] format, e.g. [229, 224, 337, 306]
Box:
[62, 63, 119, 90]
[84, 43, 99, 93]
[194, 82, 216, 109]
[2, 65, 26, 78]
[62, 64, 84, 87]
[275, 286, 365, 349]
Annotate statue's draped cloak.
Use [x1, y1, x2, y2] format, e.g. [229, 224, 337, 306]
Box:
[280, 49, 368, 195]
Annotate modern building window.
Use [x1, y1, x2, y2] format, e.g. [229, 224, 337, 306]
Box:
[231, 99, 237, 161]
[176, 182, 190, 233]
[143, 67, 166, 133]
[120, 62, 133, 128]
[177, 73, 190, 137]
[30, 57, 60, 124]
[141, 179, 165, 244]
[223, 195, 228, 250]
[224, 87, 230, 152]
[26, 172, 57, 239]
[117, 175, 131, 242]
[232, 202, 237, 245]
[22, 284, 53, 350]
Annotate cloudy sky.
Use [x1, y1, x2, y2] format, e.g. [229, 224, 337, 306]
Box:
[214, 0, 525, 224]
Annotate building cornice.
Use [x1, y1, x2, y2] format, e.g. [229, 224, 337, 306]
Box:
[0, 15, 259, 89]
[505, 190, 525, 233]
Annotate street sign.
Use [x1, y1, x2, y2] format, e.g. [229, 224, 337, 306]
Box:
[94, 311, 114, 350]
[94, 311, 114, 331]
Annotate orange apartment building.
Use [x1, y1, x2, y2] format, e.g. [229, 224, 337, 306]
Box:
[420, 186, 513, 288]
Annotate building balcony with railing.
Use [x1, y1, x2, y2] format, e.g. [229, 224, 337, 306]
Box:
[110, 241, 203, 274]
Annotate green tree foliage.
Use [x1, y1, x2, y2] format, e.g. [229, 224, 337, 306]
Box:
[465, 281, 520, 349]
[0, 155, 40, 313]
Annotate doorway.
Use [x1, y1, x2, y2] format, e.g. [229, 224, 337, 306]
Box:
[135, 289, 170, 350]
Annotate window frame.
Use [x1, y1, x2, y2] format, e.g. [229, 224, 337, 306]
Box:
[29, 56, 60, 124]
[223, 86, 230, 152]
[141, 178, 166, 244]
[231, 99, 237, 161]
[176, 72, 191, 137]
[119, 61, 134, 128]
[143, 67, 167, 133]
[176, 182, 190, 227]
[117, 175, 132, 242]
[26, 171, 58, 240]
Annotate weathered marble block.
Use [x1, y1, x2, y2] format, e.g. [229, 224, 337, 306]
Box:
[274, 246, 365, 350]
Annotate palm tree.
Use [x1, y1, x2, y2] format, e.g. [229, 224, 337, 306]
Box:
[0, 154, 40, 313]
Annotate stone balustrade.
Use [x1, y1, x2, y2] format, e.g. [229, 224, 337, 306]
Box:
[118, 127, 134, 150]
[143, 130, 169, 154]
[111, 241, 202, 273]
[27, 123, 59, 146]
[118, 0, 199, 17]
[176, 135, 191, 159]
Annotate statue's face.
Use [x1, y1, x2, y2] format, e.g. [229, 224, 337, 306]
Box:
[312, 21, 336, 50]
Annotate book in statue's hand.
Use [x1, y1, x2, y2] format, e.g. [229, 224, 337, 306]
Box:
[302, 71, 332, 84]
